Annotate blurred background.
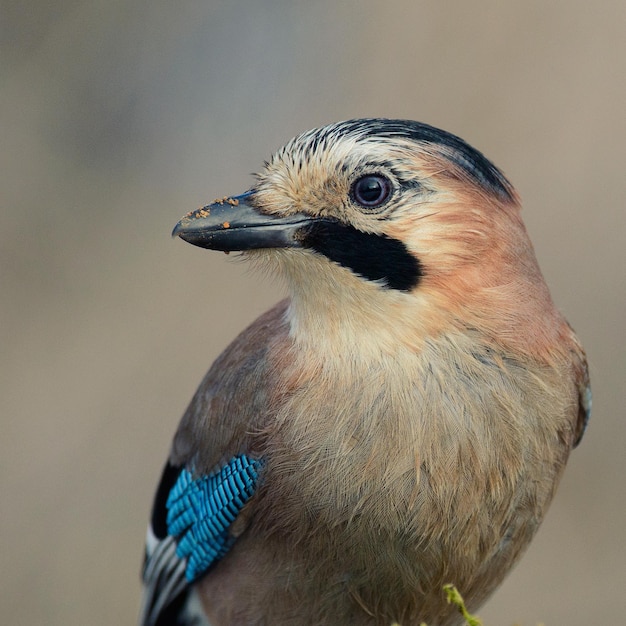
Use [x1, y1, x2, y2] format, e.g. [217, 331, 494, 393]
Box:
[2, 2, 624, 624]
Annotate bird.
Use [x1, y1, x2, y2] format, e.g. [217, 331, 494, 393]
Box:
[139, 118, 590, 626]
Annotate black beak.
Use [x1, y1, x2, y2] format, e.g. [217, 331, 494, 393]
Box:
[172, 192, 314, 252]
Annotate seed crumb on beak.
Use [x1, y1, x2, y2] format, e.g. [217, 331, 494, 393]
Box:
[213, 196, 239, 206]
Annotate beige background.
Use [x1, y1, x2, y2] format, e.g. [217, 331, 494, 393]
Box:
[2, 2, 624, 624]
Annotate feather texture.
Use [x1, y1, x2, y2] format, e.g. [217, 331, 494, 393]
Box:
[140, 119, 589, 626]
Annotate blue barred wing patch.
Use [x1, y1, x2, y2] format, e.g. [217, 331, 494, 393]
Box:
[166, 455, 262, 582]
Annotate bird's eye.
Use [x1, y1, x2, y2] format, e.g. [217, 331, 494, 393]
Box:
[351, 175, 392, 209]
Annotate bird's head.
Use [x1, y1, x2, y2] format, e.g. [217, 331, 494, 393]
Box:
[174, 119, 560, 357]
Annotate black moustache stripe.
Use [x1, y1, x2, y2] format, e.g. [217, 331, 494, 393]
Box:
[300, 220, 422, 292]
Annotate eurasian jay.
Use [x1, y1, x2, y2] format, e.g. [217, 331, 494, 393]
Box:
[139, 119, 590, 626]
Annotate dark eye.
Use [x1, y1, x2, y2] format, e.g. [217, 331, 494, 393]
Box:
[351, 175, 392, 209]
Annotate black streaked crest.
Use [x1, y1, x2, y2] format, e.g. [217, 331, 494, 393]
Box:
[326, 118, 516, 202]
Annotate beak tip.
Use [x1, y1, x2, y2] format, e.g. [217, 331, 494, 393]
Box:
[171, 219, 187, 239]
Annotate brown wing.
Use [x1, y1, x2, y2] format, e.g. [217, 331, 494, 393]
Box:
[139, 300, 290, 626]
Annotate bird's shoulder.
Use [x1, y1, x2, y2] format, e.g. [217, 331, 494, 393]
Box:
[170, 299, 291, 471]
[564, 322, 591, 447]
